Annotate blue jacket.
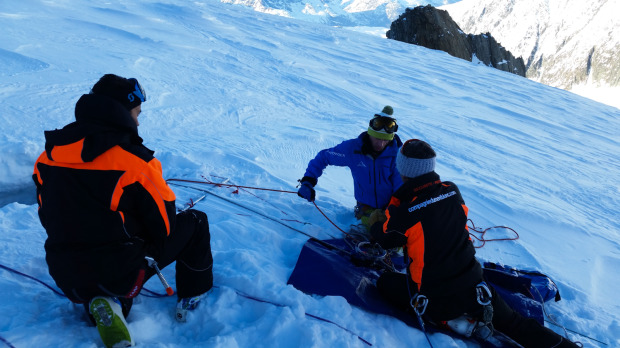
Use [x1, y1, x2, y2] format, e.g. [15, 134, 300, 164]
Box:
[303, 132, 403, 209]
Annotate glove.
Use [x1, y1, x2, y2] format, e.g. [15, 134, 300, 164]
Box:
[367, 209, 387, 227]
[297, 181, 316, 202]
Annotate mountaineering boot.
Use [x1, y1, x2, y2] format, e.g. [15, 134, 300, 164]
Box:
[445, 315, 478, 337]
[89, 296, 134, 347]
[175, 294, 203, 323]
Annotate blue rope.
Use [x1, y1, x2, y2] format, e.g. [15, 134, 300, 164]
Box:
[0, 263, 372, 346]
[228, 286, 372, 346]
[137, 284, 372, 346]
[0, 264, 65, 297]
[0, 335, 16, 348]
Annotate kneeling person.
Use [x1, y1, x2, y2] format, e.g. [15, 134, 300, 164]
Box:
[370, 139, 578, 348]
[33, 74, 214, 347]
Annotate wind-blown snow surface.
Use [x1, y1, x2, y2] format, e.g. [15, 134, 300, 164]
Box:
[1, 1, 619, 347]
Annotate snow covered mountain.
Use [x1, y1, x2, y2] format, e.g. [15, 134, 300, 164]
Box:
[220, 0, 460, 27]
[442, 0, 620, 108]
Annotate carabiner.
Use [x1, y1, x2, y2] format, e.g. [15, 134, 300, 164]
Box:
[410, 294, 429, 316]
[476, 282, 492, 306]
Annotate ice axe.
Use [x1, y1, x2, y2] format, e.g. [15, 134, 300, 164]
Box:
[145, 256, 174, 296]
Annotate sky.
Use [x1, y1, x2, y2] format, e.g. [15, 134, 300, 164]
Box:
[1, 0, 619, 347]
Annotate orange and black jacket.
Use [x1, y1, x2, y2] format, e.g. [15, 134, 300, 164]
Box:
[370, 171, 482, 300]
[32, 93, 176, 302]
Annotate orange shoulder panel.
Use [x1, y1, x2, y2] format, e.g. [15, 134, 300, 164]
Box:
[389, 196, 401, 207]
[462, 204, 471, 239]
[405, 222, 425, 291]
[36, 144, 175, 236]
[33, 152, 46, 184]
[50, 139, 86, 163]
[104, 150, 175, 235]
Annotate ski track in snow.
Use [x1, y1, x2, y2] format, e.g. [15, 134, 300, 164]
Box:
[1, 1, 619, 347]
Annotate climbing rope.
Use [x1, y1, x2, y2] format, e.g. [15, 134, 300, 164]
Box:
[0, 336, 16, 348]
[467, 219, 519, 248]
[528, 286, 603, 347]
[167, 176, 520, 248]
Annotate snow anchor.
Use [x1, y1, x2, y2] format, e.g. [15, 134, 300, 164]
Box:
[145, 256, 174, 296]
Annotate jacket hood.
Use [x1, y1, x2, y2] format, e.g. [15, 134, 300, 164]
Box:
[75, 93, 138, 132]
[44, 94, 148, 163]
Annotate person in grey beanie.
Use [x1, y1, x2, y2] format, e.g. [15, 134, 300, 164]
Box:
[369, 139, 578, 347]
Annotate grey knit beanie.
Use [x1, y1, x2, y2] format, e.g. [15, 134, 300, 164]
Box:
[396, 139, 436, 178]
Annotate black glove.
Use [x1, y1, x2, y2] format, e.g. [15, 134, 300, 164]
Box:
[297, 177, 317, 202]
[298, 181, 315, 202]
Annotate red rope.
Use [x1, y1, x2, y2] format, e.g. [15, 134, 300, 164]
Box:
[312, 202, 349, 235]
[168, 177, 307, 224]
[467, 219, 519, 248]
[167, 177, 297, 194]
[166, 177, 518, 247]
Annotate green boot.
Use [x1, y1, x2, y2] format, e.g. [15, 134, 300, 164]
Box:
[89, 297, 134, 347]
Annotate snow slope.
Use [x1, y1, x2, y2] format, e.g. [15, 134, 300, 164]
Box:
[0, 0, 619, 347]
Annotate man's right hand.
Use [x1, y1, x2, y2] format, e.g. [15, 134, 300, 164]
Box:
[297, 181, 316, 202]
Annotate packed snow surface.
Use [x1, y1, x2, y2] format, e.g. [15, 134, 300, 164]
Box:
[0, 1, 619, 347]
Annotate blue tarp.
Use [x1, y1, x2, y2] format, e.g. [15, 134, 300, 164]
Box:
[287, 238, 559, 330]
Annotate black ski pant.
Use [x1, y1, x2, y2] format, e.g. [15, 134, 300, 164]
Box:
[85, 209, 213, 321]
[376, 271, 577, 348]
[147, 209, 214, 299]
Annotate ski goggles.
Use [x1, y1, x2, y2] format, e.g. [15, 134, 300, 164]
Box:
[369, 115, 398, 133]
[128, 78, 147, 103]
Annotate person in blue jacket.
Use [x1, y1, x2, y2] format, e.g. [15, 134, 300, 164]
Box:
[297, 106, 403, 228]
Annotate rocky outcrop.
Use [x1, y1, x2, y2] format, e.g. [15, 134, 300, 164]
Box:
[386, 5, 525, 76]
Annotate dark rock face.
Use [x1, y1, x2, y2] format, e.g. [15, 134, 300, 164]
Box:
[470, 33, 526, 76]
[387, 5, 525, 77]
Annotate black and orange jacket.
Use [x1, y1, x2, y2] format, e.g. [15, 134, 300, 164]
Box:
[371, 171, 482, 300]
[32, 93, 176, 302]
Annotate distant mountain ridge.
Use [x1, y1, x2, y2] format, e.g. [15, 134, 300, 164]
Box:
[442, 0, 620, 91]
[221, 0, 460, 27]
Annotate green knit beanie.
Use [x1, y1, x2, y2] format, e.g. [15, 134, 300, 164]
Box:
[368, 106, 396, 141]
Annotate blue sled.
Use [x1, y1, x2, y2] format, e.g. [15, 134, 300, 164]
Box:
[288, 238, 560, 347]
